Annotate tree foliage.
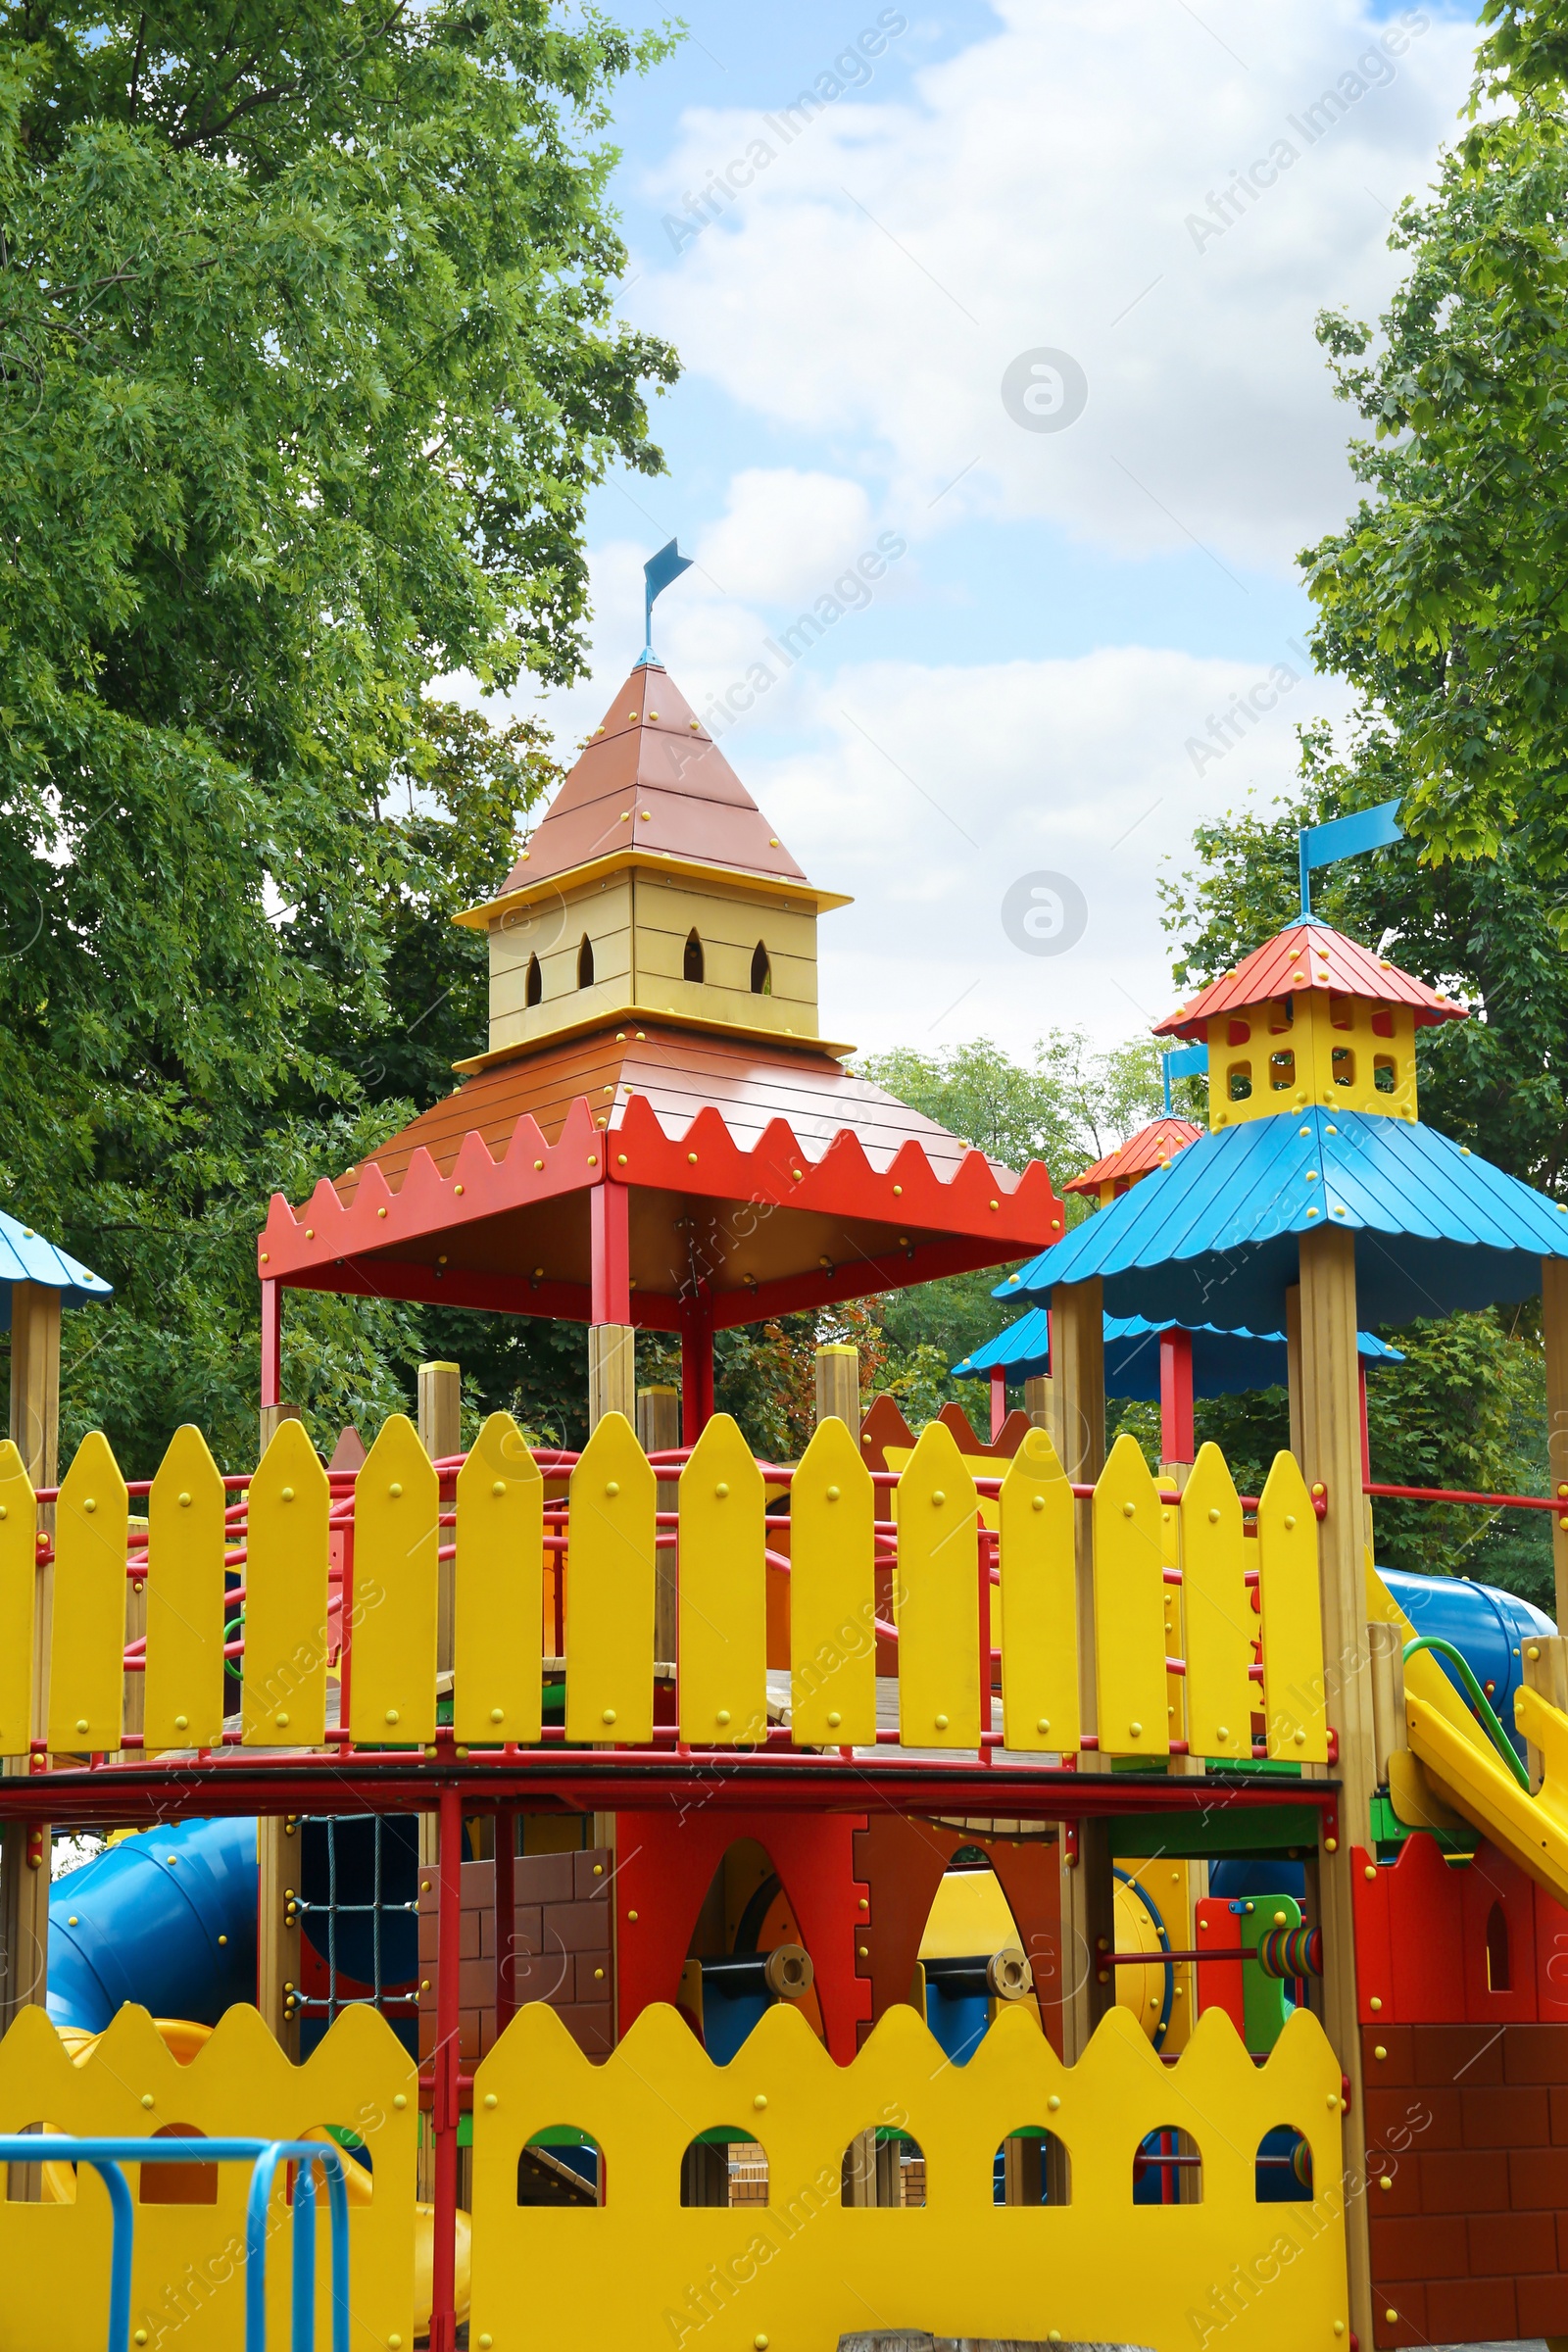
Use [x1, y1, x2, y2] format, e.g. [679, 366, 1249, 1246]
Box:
[0, 3, 677, 1471]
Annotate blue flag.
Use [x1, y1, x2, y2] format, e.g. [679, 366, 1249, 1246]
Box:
[1298, 798, 1402, 915]
[642, 539, 693, 661]
[1162, 1040, 1208, 1114]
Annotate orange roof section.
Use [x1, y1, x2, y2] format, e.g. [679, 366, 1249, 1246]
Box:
[1063, 1115, 1203, 1197]
[1153, 919, 1468, 1041]
[495, 662, 808, 897]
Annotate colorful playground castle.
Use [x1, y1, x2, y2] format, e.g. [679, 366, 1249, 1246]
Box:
[9, 643, 1568, 2352]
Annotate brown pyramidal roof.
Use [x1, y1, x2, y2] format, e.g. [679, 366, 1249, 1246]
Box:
[498, 662, 808, 896]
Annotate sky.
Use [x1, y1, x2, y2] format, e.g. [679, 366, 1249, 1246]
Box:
[465, 0, 1480, 1060]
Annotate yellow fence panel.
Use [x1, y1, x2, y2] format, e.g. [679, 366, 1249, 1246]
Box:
[454, 1412, 543, 1744]
[1256, 1450, 1329, 1763]
[1180, 1442, 1255, 1765]
[998, 1426, 1077, 1754]
[679, 1413, 767, 1746]
[0, 1442, 35, 1757]
[1092, 1433, 1169, 1760]
[788, 1415, 875, 1746]
[242, 1419, 330, 1747]
[896, 1421, 980, 1749]
[564, 1413, 655, 1745]
[469, 1997, 1348, 2352]
[349, 1414, 438, 1746]
[47, 1432, 128, 1753]
[143, 1425, 227, 1755]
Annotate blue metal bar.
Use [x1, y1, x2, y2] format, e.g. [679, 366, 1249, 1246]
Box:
[0, 2135, 350, 2352]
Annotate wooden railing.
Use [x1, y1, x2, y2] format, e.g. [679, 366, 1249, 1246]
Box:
[0, 1417, 1328, 1768]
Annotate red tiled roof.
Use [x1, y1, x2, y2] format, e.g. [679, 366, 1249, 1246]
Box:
[1064, 1116, 1203, 1197]
[498, 662, 806, 895]
[1154, 920, 1468, 1040]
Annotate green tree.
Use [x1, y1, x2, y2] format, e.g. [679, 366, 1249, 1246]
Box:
[0, 3, 678, 1473]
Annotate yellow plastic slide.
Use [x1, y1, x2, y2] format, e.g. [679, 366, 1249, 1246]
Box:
[1369, 1562, 1568, 1908]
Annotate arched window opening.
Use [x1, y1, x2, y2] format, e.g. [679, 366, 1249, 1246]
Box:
[1227, 1017, 1250, 1046]
[525, 953, 542, 1006]
[1487, 1902, 1512, 1992]
[1133, 2125, 1201, 2205]
[1255, 2126, 1313, 2205]
[519, 2128, 603, 2207]
[1373, 1055, 1396, 1095]
[1330, 993, 1354, 1031]
[1332, 1046, 1355, 1088]
[680, 2128, 767, 2208]
[994, 2128, 1070, 2206]
[1371, 1006, 1395, 1039]
[1269, 1049, 1296, 1093]
[683, 929, 705, 983]
[577, 936, 595, 989]
[842, 2127, 926, 2208]
[751, 941, 772, 996]
[1227, 1062, 1252, 1102]
[140, 2124, 218, 2206]
[1269, 998, 1295, 1035]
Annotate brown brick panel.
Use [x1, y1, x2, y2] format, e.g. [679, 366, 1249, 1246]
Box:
[1462, 2084, 1549, 2147]
[1502, 2021, 1568, 2082]
[1519, 2273, 1568, 2337]
[1375, 2281, 1426, 2347]
[1421, 2149, 1509, 2214]
[1410, 2024, 1506, 2085]
[1423, 2278, 1518, 2343]
[1370, 2216, 1468, 2280]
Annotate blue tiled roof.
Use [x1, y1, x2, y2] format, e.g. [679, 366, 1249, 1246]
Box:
[1000, 1107, 1568, 1330]
[0, 1208, 112, 1326]
[953, 1308, 1400, 1399]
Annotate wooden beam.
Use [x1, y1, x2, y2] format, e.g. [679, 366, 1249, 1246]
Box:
[1049, 1280, 1104, 1740]
[8, 1283, 59, 1493]
[1297, 1222, 1374, 2352]
[256, 1815, 300, 2054]
[1544, 1257, 1568, 1629]
[1023, 1373, 1052, 1431]
[814, 1343, 859, 1430]
[587, 1326, 636, 1431]
[419, 1362, 463, 1676]
[636, 1387, 681, 1663]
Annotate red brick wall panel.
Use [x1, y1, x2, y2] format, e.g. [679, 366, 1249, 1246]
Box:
[1413, 2024, 1506, 2085]
[1462, 2084, 1549, 2147]
[1370, 2215, 1470, 2279]
[1418, 2148, 1509, 2214]
[1426, 2277, 1518, 2342]
[1518, 2272, 1568, 2337]
[1372, 2280, 1426, 2347]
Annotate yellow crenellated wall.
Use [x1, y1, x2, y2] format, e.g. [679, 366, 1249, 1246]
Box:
[468, 1995, 1351, 2352]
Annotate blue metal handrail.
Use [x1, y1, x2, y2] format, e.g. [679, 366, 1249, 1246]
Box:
[0, 2134, 351, 2352]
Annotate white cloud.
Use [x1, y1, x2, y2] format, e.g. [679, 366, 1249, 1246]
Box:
[737, 643, 1353, 1054]
[633, 0, 1474, 572]
[694, 467, 875, 606]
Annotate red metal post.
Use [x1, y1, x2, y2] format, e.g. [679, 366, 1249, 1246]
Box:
[589, 1178, 632, 1326]
[494, 1809, 516, 2037]
[430, 1783, 463, 2352]
[680, 1288, 714, 1445]
[990, 1366, 1007, 1443]
[1158, 1328, 1195, 1465]
[260, 1278, 281, 1410]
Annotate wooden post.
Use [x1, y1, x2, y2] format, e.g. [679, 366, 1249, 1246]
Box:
[1049, 1279, 1104, 1740]
[419, 1361, 462, 1677]
[1060, 1817, 1116, 2062]
[637, 1387, 681, 1670]
[1367, 1620, 1407, 1787]
[587, 1327, 636, 1430]
[1285, 1283, 1302, 1463]
[814, 1343, 859, 1430]
[1023, 1373, 1052, 1431]
[256, 1816, 300, 2052]
[1544, 1257, 1568, 1629]
[258, 1401, 303, 1450]
[1521, 1634, 1568, 1793]
[1297, 1222, 1375, 2350]
[3, 1282, 60, 2041]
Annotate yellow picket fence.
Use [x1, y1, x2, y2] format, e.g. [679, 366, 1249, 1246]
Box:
[0, 1416, 1328, 1765]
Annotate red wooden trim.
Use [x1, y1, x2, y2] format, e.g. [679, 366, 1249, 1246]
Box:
[591, 1178, 632, 1325]
[259, 1280, 280, 1409]
[990, 1366, 1007, 1443]
[709, 1235, 1020, 1332]
[681, 1288, 714, 1445]
[1159, 1327, 1195, 1464]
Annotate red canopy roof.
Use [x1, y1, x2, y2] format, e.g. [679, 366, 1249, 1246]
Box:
[1064, 1115, 1203, 1197]
[1154, 919, 1468, 1042]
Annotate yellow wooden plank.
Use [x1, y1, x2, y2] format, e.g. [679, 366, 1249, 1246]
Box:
[998, 1425, 1078, 1754]
[47, 1431, 128, 1752]
[564, 1411, 656, 1744]
[1179, 1443, 1254, 1765]
[1257, 1449, 1329, 1763]
[349, 1414, 438, 1746]
[242, 1418, 330, 1747]
[1092, 1432, 1169, 1759]
[0, 1441, 36, 1756]
[454, 1412, 543, 1744]
[679, 1413, 767, 1745]
[896, 1421, 980, 1750]
[789, 1415, 875, 1745]
[143, 1425, 227, 1754]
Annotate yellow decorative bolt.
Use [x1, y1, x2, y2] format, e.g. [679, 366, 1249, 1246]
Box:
[753, 2093, 767, 2110]
[483, 2093, 498, 2109]
[935, 1713, 949, 1731]
[1047, 2093, 1060, 2112]
[603, 1708, 617, 1727]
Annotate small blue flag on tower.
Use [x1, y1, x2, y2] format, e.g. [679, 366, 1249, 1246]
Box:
[640, 538, 693, 664]
[1298, 797, 1402, 917]
[1161, 1040, 1208, 1115]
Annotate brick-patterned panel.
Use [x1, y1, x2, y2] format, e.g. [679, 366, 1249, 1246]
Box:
[418, 1848, 614, 2062]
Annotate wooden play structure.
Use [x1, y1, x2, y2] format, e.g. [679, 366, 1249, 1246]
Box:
[9, 690, 1568, 2352]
